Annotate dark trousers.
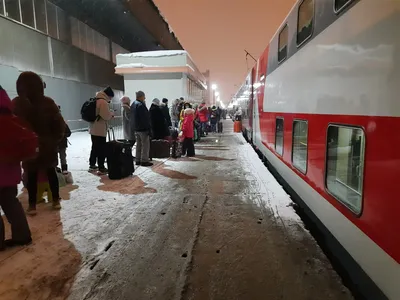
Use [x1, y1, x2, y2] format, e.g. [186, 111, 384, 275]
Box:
[89, 135, 107, 168]
[27, 168, 59, 208]
[0, 186, 31, 247]
[182, 138, 195, 157]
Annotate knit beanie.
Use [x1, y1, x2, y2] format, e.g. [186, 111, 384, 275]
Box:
[103, 86, 114, 98]
[162, 98, 168, 104]
[152, 98, 160, 106]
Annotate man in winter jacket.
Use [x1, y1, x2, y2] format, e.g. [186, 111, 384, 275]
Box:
[170, 99, 180, 128]
[88, 86, 114, 173]
[160, 98, 172, 127]
[130, 91, 153, 167]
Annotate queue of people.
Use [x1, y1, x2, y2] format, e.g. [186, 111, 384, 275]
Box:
[0, 74, 226, 251]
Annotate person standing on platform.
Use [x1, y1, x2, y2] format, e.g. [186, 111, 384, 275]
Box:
[0, 86, 32, 249]
[12, 72, 65, 215]
[120, 96, 135, 145]
[160, 98, 172, 127]
[170, 99, 180, 128]
[181, 108, 195, 157]
[130, 91, 153, 167]
[88, 86, 114, 174]
[149, 98, 169, 140]
[198, 100, 208, 136]
[57, 105, 71, 175]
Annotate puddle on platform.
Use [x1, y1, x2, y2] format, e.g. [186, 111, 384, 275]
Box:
[152, 163, 197, 180]
[98, 176, 157, 195]
[0, 186, 82, 300]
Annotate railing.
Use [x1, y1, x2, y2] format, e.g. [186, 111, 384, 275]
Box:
[66, 115, 124, 140]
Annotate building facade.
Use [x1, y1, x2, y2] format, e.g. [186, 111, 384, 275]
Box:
[115, 51, 207, 106]
[0, 0, 182, 131]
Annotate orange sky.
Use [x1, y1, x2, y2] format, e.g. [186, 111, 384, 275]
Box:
[154, 0, 296, 103]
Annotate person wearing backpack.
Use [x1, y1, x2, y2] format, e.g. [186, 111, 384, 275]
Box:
[0, 86, 33, 250]
[12, 72, 66, 215]
[87, 86, 114, 173]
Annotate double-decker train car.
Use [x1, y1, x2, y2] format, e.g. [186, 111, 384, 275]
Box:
[236, 0, 400, 298]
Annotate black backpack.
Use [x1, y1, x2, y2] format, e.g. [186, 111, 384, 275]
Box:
[81, 98, 99, 122]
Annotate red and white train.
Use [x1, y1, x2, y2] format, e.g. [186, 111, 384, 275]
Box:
[234, 0, 400, 298]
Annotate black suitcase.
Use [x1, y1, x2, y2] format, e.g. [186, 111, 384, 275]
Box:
[106, 129, 134, 180]
[150, 139, 170, 158]
[218, 122, 223, 133]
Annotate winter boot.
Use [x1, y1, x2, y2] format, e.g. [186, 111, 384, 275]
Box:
[61, 164, 68, 175]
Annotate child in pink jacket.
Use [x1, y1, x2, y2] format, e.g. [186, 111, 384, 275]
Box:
[0, 86, 32, 250]
[181, 108, 195, 157]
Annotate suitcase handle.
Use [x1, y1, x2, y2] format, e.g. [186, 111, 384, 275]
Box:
[107, 127, 116, 142]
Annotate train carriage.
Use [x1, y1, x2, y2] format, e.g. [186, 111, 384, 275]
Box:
[236, 0, 400, 298]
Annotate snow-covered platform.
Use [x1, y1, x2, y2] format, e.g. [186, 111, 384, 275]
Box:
[0, 121, 352, 300]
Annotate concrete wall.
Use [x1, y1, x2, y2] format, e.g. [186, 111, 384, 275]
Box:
[124, 73, 185, 108]
[0, 16, 124, 131]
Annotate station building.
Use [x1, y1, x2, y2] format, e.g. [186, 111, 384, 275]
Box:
[115, 50, 207, 105]
[0, 0, 182, 130]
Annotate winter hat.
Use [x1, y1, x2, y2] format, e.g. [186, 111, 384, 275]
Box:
[120, 96, 131, 104]
[152, 98, 160, 106]
[162, 98, 168, 104]
[184, 108, 195, 115]
[103, 86, 114, 98]
[16, 71, 44, 102]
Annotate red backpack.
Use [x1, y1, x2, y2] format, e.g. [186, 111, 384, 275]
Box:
[0, 112, 39, 163]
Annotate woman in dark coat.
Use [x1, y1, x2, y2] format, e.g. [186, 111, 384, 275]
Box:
[11, 72, 65, 215]
[149, 98, 169, 140]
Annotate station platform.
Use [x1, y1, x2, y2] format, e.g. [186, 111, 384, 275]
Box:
[0, 120, 352, 300]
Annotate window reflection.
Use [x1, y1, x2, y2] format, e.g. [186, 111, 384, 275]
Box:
[275, 118, 284, 156]
[326, 126, 365, 214]
[292, 120, 308, 173]
[21, 0, 35, 28]
[5, 0, 21, 22]
[46, 1, 57, 39]
[34, 0, 47, 33]
[297, 0, 314, 45]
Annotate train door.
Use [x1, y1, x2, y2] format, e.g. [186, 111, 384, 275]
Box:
[250, 66, 256, 142]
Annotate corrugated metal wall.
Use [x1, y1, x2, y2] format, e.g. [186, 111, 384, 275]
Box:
[0, 16, 124, 134]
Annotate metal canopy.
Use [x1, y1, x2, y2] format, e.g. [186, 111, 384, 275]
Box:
[49, 0, 183, 52]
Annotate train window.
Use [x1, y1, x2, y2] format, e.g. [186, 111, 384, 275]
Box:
[278, 24, 288, 62]
[292, 120, 308, 173]
[275, 118, 284, 156]
[297, 0, 314, 46]
[334, 0, 353, 12]
[4, 0, 21, 22]
[326, 125, 365, 215]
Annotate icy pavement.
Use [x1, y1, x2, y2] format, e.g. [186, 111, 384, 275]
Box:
[0, 121, 352, 300]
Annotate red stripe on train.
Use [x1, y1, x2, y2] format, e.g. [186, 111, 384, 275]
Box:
[256, 111, 400, 263]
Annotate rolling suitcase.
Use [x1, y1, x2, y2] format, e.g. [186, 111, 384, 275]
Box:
[218, 122, 223, 133]
[150, 139, 171, 158]
[106, 128, 134, 180]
